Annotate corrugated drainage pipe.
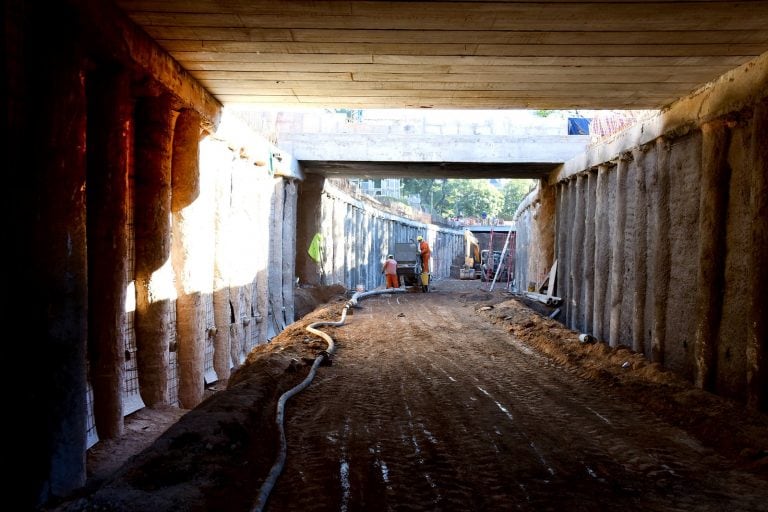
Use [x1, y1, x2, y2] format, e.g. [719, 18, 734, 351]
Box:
[252, 288, 406, 512]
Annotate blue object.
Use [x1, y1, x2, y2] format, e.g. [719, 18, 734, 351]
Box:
[568, 117, 590, 135]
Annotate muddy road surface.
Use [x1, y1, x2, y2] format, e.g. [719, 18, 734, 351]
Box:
[265, 284, 766, 512]
[59, 279, 767, 512]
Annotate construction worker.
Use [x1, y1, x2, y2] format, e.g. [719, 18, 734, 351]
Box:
[417, 235, 431, 292]
[381, 254, 399, 289]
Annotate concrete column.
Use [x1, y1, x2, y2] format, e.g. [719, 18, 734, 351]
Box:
[213, 160, 232, 380]
[296, 175, 325, 285]
[631, 147, 649, 355]
[29, 36, 89, 501]
[134, 94, 177, 407]
[694, 121, 731, 391]
[270, 179, 286, 330]
[593, 164, 610, 342]
[536, 178, 556, 288]
[651, 138, 671, 363]
[86, 67, 130, 438]
[171, 109, 205, 408]
[583, 170, 597, 334]
[255, 176, 271, 343]
[282, 180, 298, 323]
[555, 182, 569, 300]
[229, 288, 244, 366]
[569, 175, 586, 331]
[747, 100, 768, 411]
[608, 154, 630, 347]
[334, 200, 346, 284]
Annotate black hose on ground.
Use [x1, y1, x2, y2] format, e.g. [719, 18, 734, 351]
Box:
[251, 288, 406, 512]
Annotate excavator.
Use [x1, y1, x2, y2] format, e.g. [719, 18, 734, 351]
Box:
[460, 230, 482, 279]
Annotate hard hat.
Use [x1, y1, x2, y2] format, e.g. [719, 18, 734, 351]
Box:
[417, 235, 423, 241]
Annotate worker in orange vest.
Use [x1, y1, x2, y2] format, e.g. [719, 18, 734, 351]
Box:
[381, 254, 399, 289]
[417, 235, 431, 292]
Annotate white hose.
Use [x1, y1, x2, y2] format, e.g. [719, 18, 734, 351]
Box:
[251, 288, 405, 512]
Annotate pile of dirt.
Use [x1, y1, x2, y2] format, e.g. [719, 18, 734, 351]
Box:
[293, 284, 348, 319]
[479, 297, 768, 477]
[57, 303, 350, 512]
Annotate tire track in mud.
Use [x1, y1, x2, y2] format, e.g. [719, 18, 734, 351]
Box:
[263, 290, 768, 512]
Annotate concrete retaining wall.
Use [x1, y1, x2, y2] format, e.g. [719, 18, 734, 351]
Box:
[514, 53, 768, 409]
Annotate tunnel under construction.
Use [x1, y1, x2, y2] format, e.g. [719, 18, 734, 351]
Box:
[5, 0, 767, 508]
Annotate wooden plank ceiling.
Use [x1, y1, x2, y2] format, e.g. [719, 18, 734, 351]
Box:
[116, 1, 768, 109]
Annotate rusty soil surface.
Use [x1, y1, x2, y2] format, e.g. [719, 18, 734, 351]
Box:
[56, 279, 767, 512]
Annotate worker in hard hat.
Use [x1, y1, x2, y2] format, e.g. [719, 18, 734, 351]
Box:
[381, 254, 399, 289]
[417, 235, 431, 292]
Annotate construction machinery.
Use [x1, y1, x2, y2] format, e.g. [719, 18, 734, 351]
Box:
[460, 230, 482, 279]
[394, 242, 421, 287]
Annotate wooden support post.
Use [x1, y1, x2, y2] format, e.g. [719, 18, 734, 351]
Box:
[631, 147, 649, 355]
[593, 164, 610, 342]
[134, 94, 177, 407]
[694, 121, 730, 391]
[86, 66, 131, 438]
[171, 109, 205, 408]
[609, 154, 630, 347]
[651, 138, 671, 363]
[583, 170, 597, 334]
[747, 100, 768, 410]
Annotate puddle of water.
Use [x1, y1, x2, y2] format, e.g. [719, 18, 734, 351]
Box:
[529, 441, 556, 476]
[585, 406, 612, 425]
[340, 460, 351, 512]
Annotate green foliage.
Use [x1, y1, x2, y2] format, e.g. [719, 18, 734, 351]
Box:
[534, 109, 555, 118]
[401, 178, 505, 218]
[401, 178, 434, 206]
[445, 180, 503, 218]
[499, 179, 536, 218]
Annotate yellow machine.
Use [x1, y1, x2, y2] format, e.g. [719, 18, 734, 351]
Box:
[461, 230, 481, 279]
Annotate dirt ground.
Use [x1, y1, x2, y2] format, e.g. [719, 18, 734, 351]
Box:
[56, 278, 767, 512]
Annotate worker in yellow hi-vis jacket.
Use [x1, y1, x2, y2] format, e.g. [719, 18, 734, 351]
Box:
[417, 235, 431, 292]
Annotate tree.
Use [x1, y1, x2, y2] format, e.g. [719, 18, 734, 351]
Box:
[444, 180, 503, 218]
[499, 179, 535, 219]
[401, 178, 508, 219]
